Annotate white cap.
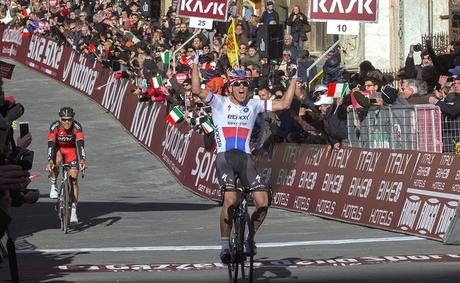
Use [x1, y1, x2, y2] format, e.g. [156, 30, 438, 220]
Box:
[313, 84, 328, 94]
[314, 95, 334, 106]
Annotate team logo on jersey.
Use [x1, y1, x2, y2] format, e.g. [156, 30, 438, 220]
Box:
[243, 107, 249, 113]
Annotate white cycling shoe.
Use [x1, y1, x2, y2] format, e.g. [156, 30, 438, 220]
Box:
[49, 184, 58, 199]
[70, 204, 78, 224]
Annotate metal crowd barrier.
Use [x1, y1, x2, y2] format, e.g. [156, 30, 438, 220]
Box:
[347, 105, 443, 153]
[441, 115, 460, 153]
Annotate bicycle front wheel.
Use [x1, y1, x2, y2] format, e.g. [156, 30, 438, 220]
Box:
[228, 213, 245, 283]
[62, 178, 72, 234]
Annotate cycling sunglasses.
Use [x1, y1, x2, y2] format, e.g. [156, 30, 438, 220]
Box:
[61, 118, 74, 122]
[231, 80, 250, 87]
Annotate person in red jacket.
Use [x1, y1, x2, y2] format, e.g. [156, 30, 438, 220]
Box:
[45, 107, 86, 224]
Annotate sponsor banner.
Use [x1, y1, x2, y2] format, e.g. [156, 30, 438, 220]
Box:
[184, 143, 220, 200]
[1, 28, 24, 60]
[264, 144, 322, 211]
[177, 0, 229, 22]
[161, 121, 191, 177]
[310, 149, 417, 232]
[411, 153, 460, 194]
[403, 154, 460, 240]
[99, 74, 132, 119]
[55, 253, 460, 272]
[309, 0, 379, 23]
[25, 35, 63, 77]
[397, 193, 459, 240]
[61, 49, 100, 96]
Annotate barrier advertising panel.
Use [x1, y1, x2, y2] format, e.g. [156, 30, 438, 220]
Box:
[2, 27, 460, 243]
[402, 153, 460, 240]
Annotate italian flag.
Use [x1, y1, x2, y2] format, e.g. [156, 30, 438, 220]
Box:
[201, 119, 214, 134]
[327, 83, 349, 98]
[23, 6, 32, 17]
[166, 106, 184, 125]
[150, 75, 162, 88]
[23, 28, 30, 38]
[161, 51, 170, 64]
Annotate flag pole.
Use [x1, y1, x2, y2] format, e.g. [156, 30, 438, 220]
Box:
[234, 19, 239, 67]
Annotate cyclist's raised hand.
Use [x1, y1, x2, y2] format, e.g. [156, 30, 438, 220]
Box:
[45, 160, 54, 173]
[79, 160, 87, 171]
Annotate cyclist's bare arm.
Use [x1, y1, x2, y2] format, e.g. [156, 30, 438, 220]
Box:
[192, 62, 210, 101]
[271, 77, 298, 112]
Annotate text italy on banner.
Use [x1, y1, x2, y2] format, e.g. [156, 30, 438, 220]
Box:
[166, 106, 184, 125]
[226, 20, 239, 67]
[327, 82, 349, 98]
[201, 119, 214, 134]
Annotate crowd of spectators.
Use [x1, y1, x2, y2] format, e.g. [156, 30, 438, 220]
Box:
[0, 0, 459, 153]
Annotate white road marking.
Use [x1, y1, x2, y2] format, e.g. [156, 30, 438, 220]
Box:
[17, 236, 423, 254]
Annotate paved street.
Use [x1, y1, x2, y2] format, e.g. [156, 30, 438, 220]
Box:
[1, 61, 460, 282]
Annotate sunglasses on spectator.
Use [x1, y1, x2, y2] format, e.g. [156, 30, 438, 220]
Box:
[231, 81, 250, 87]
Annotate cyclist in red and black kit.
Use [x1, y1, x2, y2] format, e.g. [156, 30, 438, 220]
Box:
[45, 107, 86, 223]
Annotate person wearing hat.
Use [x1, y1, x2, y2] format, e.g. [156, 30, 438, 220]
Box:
[260, 1, 280, 26]
[314, 94, 348, 150]
[429, 75, 460, 117]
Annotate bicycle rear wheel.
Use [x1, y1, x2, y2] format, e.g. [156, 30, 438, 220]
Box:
[58, 185, 65, 231]
[245, 211, 255, 283]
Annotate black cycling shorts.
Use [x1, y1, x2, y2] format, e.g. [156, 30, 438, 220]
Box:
[215, 149, 264, 189]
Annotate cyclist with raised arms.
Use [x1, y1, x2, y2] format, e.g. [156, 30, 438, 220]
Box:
[45, 107, 86, 224]
[192, 59, 297, 263]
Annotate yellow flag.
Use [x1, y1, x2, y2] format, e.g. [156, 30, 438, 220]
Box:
[308, 69, 324, 90]
[226, 20, 239, 67]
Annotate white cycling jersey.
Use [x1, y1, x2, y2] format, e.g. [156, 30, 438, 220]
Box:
[204, 92, 272, 154]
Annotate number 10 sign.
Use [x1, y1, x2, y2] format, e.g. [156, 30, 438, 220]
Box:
[189, 17, 214, 30]
[326, 20, 360, 35]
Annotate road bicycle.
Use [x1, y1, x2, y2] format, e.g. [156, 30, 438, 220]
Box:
[55, 164, 72, 234]
[221, 185, 272, 283]
[55, 164, 84, 234]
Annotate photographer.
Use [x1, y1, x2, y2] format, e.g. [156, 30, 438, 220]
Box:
[429, 73, 460, 117]
[0, 77, 38, 241]
[405, 43, 433, 79]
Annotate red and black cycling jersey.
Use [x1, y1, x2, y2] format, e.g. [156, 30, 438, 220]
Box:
[47, 120, 86, 161]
